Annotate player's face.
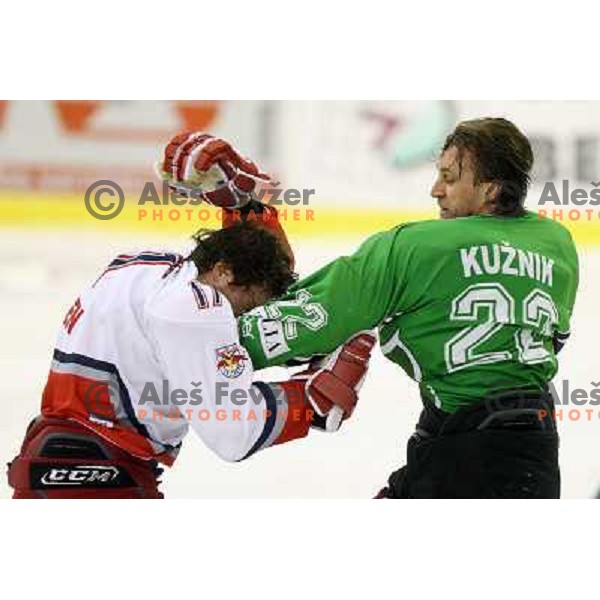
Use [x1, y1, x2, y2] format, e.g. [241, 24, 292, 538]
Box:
[430, 146, 492, 219]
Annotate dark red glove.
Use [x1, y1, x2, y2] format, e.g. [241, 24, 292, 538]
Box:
[294, 331, 377, 432]
[158, 132, 271, 208]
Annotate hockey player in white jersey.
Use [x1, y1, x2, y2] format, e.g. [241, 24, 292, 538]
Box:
[8, 135, 376, 498]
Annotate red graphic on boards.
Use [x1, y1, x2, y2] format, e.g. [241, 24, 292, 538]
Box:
[175, 101, 220, 130]
[53, 101, 221, 141]
[54, 101, 101, 132]
[0, 101, 8, 129]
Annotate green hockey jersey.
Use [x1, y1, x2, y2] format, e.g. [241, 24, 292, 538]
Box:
[239, 211, 579, 412]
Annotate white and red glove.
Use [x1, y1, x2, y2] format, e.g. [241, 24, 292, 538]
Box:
[293, 331, 377, 432]
[156, 132, 271, 208]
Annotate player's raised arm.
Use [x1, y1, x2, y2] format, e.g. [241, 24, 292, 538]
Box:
[239, 225, 409, 370]
[155, 131, 400, 368]
[157, 131, 295, 267]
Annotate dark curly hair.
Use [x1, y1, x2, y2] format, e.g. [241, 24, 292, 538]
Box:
[188, 223, 297, 298]
[441, 117, 534, 216]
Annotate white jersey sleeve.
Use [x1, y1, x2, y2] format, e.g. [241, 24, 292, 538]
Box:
[145, 276, 286, 462]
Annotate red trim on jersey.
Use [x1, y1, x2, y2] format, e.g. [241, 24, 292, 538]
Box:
[272, 380, 313, 446]
[106, 260, 176, 272]
[42, 371, 176, 466]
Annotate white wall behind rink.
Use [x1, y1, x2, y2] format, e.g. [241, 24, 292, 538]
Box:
[1, 101, 600, 212]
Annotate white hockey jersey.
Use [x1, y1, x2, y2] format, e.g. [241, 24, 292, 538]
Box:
[42, 251, 304, 465]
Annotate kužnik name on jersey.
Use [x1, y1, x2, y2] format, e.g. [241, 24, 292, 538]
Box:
[460, 243, 554, 287]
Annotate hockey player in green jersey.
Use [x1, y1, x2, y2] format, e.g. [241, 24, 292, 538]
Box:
[238, 117, 579, 498]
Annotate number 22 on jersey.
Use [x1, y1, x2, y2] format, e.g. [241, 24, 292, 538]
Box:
[444, 283, 559, 372]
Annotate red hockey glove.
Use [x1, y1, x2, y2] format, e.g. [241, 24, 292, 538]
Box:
[294, 331, 377, 432]
[250, 332, 377, 454]
[157, 132, 271, 208]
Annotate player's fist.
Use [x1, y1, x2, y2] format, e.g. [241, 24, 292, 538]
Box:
[295, 331, 377, 432]
[156, 132, 271, 208]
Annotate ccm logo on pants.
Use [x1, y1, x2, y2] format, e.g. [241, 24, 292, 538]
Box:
[30, 464, 134, 488]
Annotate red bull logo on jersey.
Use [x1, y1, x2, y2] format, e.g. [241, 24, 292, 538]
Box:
[216, 344, 247, 379]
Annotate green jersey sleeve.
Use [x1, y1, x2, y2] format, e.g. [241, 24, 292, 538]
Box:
[239, 226, 407, 369]
[557, 241, 579, 336]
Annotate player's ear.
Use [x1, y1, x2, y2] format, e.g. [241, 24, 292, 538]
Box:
[485, 181, 500, 199]
[481, 181, 501, 210]
[213, 261, 235, 285]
